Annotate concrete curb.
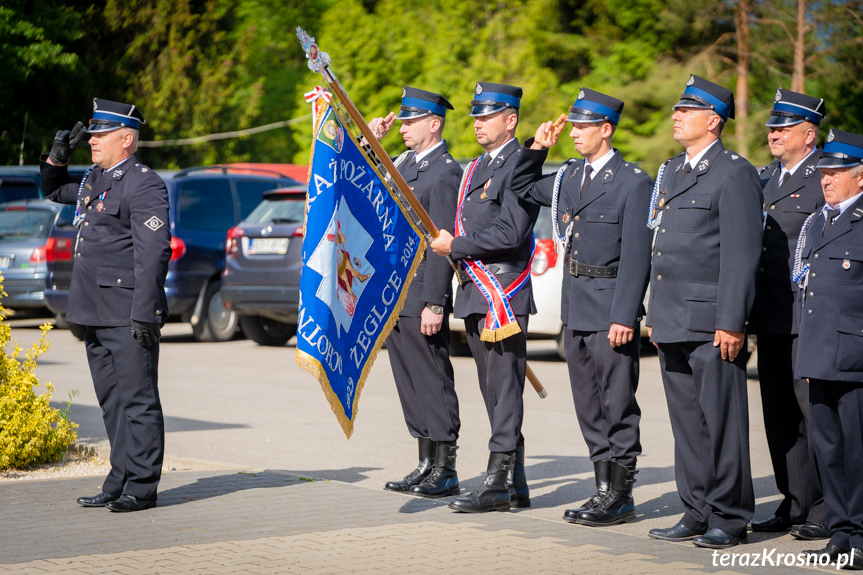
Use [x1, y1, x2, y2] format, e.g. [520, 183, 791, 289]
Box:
[71, 442, 249, 473]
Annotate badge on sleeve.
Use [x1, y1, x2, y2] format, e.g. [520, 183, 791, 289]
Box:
[144, 216, 165, 231]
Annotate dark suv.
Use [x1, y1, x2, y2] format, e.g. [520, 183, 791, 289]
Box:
[221, 186, 306, 346]
[44, 166, 297, 341]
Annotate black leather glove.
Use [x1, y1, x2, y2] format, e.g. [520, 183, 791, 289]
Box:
[131, 320, 161, 348]
[49, 121, 88, 165]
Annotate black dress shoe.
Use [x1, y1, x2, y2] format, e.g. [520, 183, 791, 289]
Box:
[791, 522, 830, 540]
[693, 528, 747, 549]
[648, 523, 705, 542]
[804, 543, 847, 563]
[846, 548, 863, 570]
[76, 492, 119, 507]
[105, 495, 156, 513]
[749, 515, 791, 532]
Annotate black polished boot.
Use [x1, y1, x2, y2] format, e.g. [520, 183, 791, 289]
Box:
[448, 451, 513, 513]
[384, 437, 434, 492]
[411, 442, 459, 498]
[563, 460, 611, 523]
[576, 461, 637, 526]
[507, 442, 530, 508]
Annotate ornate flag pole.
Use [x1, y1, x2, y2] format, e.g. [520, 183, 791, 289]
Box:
[296, 27, 546, 400]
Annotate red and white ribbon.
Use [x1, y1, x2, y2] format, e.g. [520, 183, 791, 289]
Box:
[304, 86, 332, 104]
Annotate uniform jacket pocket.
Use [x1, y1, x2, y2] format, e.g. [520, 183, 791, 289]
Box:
[684, 280, 717, 333]
[676, 194, 712, 233]
[96, 267, 136, 288]
[836, 312, 863, 372]
[781, 199, 817, 214]
[584, 208, 620, 244]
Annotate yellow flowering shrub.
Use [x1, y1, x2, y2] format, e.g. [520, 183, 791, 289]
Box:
[0, 278, 77, 470]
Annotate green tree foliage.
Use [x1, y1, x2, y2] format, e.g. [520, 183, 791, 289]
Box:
[2, 0, 862, 175]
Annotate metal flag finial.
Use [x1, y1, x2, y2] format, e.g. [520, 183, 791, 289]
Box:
[296, 27, 331, 74]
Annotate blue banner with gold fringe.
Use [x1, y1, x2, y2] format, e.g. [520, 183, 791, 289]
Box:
[296, 95, 425, 438]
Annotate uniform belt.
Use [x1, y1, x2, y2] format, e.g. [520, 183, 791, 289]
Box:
[456, 262, 527, 284]
[565, 257, 618, 278]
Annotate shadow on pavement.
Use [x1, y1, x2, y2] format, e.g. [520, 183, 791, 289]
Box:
[157, 471, 302, 507]
[265, 466, 383, 484]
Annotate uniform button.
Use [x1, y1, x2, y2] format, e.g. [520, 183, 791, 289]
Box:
[811, 272, 816, 278]
[573, 250, 578, 256]
[766, 225, 771, 231]
[656, 252, 661, 257]
[467, 197, 471, 201]
[657, 274, 662, 281]
[665, 205, 669, 210]
[809, 292, 814, 297]
[599, 215, 604, 220]
[156, 310, 161, 315]
[797, 205, 801, 209]
[770, 205, 776, 211]
[759, 267, 764, 272]
[117, 279, 122, 284]
[574, 233, 580, 238]
[88, 206, 92, 211]
[574, 215, 580, 221]
[691, 200, 696, 204]
[762, 246, 767, 252]
[807, 309, 813, 316]
[814, 253, 819, 259]
[660, 228, 666, 234]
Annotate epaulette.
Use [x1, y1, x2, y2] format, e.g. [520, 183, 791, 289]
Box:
[759, 159, 780, 176]
[721, 149, 745, 162]
[852, 206, 863, 222]
[620, 161, 646, 176]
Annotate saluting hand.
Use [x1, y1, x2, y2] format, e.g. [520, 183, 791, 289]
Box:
[49, 121, 87, 166]
[530, 114, 567, 150]
[368, 112, 396, 141]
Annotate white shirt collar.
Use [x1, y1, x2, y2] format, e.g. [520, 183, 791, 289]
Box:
[685, 139, 720, 168]
[103, 156, 133, 174]
[485, 137, 516, 161]
[414, 140, 445, 162]
[584, 148, 615, 177]
[781, 147, 818, 179]
[824, 191, 863, 218]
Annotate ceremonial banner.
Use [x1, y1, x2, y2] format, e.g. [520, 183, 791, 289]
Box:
[296, 95, 426, 438]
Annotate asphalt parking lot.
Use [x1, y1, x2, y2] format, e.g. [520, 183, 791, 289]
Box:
[1, 318, 835, 573]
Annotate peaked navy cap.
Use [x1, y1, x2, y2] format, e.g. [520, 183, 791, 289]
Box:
[88, 98, 145, 133]
[817, 128, 863, 169]
[470, 82, 522, 117]
[568, 88, 624, 125]
[397, 86, 455, 120]
[673, 75, 735, 121]
[766, 87, 826, 127]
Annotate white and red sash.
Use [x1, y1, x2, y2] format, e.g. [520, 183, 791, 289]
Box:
[455, 157, 535, 342]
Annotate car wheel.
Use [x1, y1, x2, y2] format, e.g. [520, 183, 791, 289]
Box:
[238, 315, 297, 346]
[555, 328, 566, 361]
[191, 280, 238, 342]
[68, 322, 86, 341]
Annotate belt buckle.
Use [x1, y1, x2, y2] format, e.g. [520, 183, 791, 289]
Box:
[571, 259, 579, 277]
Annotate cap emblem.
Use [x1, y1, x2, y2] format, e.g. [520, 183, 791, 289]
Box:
[577, 90, 585, 100]
[686, 75, 695, 86]
[475, 84, 483, 95]
[827, 129, 835, 143]
[774, 88, 782, 102]
[402, 87, 406, 98]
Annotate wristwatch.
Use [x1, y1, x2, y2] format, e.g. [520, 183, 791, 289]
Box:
[425, 303, 444, 314]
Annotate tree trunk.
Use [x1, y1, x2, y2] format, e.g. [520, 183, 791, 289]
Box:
[735, 0, 751, 158]
[791, 0, 806, 91]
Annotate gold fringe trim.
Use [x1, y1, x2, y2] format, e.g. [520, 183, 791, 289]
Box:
[294, 96, 428, 439]
[480, 320, 522, 343]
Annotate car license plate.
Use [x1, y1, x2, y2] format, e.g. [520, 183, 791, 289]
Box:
[248, 238, 289, 255]
[0, 257, 10, 270]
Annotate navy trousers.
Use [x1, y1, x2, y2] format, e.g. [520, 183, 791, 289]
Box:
[564, 329, 641, 466]
[658, 340, 754, 537]
[464, 313, 528, 453]
[387, 316, 459, 442]
[810, 380, 863, 551]
[85, 325, 164, 501]
[758, 334, 824, 524]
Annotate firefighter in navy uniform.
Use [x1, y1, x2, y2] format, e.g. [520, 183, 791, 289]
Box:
[795, 129, 863, 569]
[645, 76, 763, 549]
[41, 99, 171, 513]
[511, 88, 653, 527]
[749, 89, 827, 540]
[432, 82, 539, 513]
[367, 87, 463, 498]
